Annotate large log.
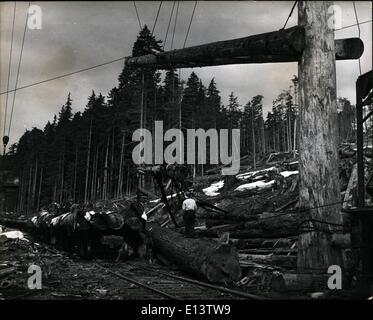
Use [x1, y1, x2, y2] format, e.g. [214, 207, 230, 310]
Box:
[270, 273, 329, 292]
[239, 253, 297, 269]
[125, 26, 363, 69]
[198, 211, 304, 239]
[147, 224, 242, 284]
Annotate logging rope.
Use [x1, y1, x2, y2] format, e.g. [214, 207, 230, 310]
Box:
[182, 1, 198, 48]
[151, 1, 163, 36]
[133, 1, 142, 30]
[281, 1, 298, 30]
[163, 1, 176, 50]
[170, 0, 180, 51]
[352, 1, 362, 76]
[3, 2, 16, 139]
[7, 1, 30, 143]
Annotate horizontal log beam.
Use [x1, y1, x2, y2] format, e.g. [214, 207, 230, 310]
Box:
[125, 26, 364, 69]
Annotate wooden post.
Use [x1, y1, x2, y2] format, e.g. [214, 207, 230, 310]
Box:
[297, 1, 344, 272]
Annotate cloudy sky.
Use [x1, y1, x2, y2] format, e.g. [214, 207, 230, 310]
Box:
[0, 1, 372, 147]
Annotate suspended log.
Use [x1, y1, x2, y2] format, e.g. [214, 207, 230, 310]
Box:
[125, 26, 363, 69]
[147, 223, 242, 284]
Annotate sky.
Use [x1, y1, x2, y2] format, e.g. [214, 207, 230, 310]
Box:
[0, 1, 372, 147]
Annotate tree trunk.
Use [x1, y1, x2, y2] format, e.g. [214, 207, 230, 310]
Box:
[117, 134, 125, 198]
[147, 223, 242, 284]
[37, 167, 43, 211]
[297, 1, 344, 273]
[84, 120, 92, 204]
[73, 145, 78, 202]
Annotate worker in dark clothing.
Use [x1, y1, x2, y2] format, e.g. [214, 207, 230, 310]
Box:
[182, 197, 198, 238]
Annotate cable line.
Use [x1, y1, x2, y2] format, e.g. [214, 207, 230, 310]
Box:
[182, 1, 197, 49]
[163, 1, 176, 50]
[0, 56, 126, 96]
[282, 1, 298, 30]
[151, 1, 163, 36]
[352, 1, 362, 76]
[7, 1, 30, 139]
[133, 1, 142, 30]
[170, 0, 180, 50]
[3, 2, 17, 138]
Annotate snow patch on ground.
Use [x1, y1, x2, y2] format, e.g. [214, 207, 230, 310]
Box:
[203, 180, 225, 197]
[280, 170, 299, 178]
[235, 180, 275, 192]
[0, 230, 29, 241]
[236, 167, 277, 180]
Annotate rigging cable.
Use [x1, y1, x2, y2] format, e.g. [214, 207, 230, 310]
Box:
[282, 1, 298, 30]
[170, 0, 180, 50]
[0, 56, 127, 96]
[163, 1, 176, 50]
[133, 1, 142, 30]
[352, 1, 362, 76]
[7, 1, 30, 141]
[3, 2, 17, 139]
[182, 1, 197, 48]
[151, 1, 163, 36]
[334, 19, 372, 31]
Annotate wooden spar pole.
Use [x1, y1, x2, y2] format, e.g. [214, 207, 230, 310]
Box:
[297, 1, 344, 273]
[125, 26, 363, 69]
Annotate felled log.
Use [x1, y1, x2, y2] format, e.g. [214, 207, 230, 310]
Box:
[231, 237, 297, 249]
[197, 223, 246, 237]
[199, 211, 304, 239]
[147, 223, 242, 284]
[239, 253, 297, 269]
[270, 273, 330, 292]
[241, 211, 302, 238]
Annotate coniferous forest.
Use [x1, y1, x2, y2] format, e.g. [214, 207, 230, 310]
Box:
[6, 26, 356, 214]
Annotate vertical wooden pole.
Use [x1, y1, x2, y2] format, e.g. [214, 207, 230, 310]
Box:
[297, 1, 343, 272]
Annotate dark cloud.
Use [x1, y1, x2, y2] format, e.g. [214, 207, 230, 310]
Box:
[0, 1, 371, 146]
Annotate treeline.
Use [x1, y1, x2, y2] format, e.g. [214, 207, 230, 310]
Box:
[6, 26, 356, 213]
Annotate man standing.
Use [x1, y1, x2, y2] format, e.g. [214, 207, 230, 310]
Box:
[182, 197, 197, 237]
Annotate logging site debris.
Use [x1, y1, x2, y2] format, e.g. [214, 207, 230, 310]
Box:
[0, 1, 372, 301]
[1, 143, 372, 300]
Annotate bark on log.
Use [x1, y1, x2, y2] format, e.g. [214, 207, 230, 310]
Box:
[240, 253, 297, 269]
[199, 211, 304, 239]
[230, 237, 297, 249]
[297, 1, 345, 272]
[270, 273, 329, 292]
[147, 223, 242, 284]
[125, 26, 363, 69]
